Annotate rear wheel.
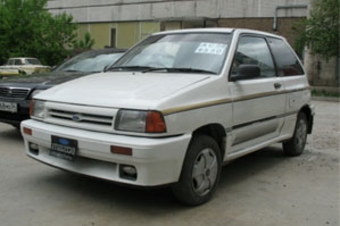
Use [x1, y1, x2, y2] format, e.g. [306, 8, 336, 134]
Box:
[172, 135, 222, 206]
[283, 112, 308, 156]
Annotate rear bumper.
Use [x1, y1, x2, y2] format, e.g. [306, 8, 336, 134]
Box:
[21, 119, 191, 186]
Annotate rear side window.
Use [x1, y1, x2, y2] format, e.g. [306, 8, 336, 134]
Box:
[268, 38, 304, 76]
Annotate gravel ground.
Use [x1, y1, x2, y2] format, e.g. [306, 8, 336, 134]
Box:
[0, 100, 339, 226]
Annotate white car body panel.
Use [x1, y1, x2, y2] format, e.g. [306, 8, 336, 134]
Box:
[36, 72, 211, 110]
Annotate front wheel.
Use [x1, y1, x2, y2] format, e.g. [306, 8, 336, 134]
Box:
[283, 112, 308, 156]
[172, 135, 222, 206]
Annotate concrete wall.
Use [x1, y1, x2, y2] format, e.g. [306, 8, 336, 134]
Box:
[46, 0, 310, 22]
[77, 22, 160, 49]
[218, 17, 304, 46]
[48, 0, 311, 48]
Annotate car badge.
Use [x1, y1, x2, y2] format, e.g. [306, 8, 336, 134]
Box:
[72, 114, 83, 122]
[58, 138, 70, 145]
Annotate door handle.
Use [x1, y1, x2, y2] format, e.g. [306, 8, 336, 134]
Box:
[274, 83, 282, 89]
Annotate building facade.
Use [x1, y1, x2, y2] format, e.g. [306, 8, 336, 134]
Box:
[46, 0, 310, 48]
[46, 0, 339, 87]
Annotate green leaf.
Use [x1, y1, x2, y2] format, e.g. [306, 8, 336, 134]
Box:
[293, 0, 339, 60]
[0, 0, 78, 65]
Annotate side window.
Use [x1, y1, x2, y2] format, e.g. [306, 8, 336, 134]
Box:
[231, 36, 275, 79]
[268, 38, 304, 76]
[15, 59, 23, 65]
[7, 59, 14, 65]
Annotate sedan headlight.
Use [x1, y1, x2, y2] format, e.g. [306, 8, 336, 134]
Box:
[30, 100, 45, 119]
[115, 109, 166, 133]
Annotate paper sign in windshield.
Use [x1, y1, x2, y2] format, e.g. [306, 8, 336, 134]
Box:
[195, 42, 227, 55]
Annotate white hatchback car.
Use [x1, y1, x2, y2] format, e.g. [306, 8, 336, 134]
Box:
[21, 28, 314, 205]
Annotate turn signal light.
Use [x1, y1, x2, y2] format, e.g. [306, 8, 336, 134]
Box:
[111, 145, 132, 156]
[146, 111, 166, 133]
[23, 127, 32, 135]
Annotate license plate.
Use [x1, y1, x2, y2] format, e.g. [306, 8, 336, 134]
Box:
[50, 136, 78, 161]
[0, 101, 17, 113]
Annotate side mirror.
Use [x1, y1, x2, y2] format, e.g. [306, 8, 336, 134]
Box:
[230, 65, 260, 81]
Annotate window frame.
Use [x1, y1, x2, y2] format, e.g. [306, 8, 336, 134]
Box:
[229, 34, 278, 81]
[266, 37, 305, 77]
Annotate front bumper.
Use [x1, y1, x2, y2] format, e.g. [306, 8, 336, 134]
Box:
[21, 119, 191, 186]
[0, 99, 30, 126]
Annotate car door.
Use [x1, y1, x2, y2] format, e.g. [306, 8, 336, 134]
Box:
[228, 34, 286, 153]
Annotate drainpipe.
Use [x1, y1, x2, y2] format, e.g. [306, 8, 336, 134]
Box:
[273, 4, 308, 31]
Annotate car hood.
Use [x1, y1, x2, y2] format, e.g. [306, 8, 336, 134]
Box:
[0, 71, 90, 88]
[37, 72, 211, 109]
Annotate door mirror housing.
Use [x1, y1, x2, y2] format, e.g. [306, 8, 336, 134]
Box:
[230, 65, 260, 81]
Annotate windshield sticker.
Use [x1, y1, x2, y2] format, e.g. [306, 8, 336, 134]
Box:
[195, 42, 227, 55]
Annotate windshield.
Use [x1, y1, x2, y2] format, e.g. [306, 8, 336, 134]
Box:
[56, 52, 124, 73]
[112, 32, 232, 74]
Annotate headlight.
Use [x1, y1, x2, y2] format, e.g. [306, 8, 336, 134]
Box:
[115, 109, 166, 133]
[30, 100, 45, 119]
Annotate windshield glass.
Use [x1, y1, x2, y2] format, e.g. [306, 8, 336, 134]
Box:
[56, 52, 124, 73]
[112, 32, 232, 74]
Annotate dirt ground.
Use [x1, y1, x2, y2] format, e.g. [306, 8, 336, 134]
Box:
[0, 100, 339, 226]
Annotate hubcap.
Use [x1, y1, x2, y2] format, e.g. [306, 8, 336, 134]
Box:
[191, 148, 218, 196]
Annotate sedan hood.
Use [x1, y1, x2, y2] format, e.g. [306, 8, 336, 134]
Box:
[37, 72, 211, 109]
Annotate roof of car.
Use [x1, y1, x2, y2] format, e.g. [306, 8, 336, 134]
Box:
[152, 27, 283, 39]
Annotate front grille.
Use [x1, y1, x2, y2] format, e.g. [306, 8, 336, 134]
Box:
[49, 109, 113, 126]
[0, 87, 30, 99]
[44, 102, 117, 132]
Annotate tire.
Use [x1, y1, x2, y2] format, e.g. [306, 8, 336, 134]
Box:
[283, 112, 308, 156]
[172, 135, 222, 206]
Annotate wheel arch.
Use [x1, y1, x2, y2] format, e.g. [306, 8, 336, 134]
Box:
[300, 105, 314, 134]
[192, 123, 227, 159]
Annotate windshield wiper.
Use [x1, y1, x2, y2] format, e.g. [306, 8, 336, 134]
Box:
[106, 66, 153, 72]
[142, 67, 217, 75]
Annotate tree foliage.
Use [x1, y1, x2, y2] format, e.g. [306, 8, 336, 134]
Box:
[73, 31, 95, 51]
[0, 0, 78, 65]
[294, 0, 339, 60]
